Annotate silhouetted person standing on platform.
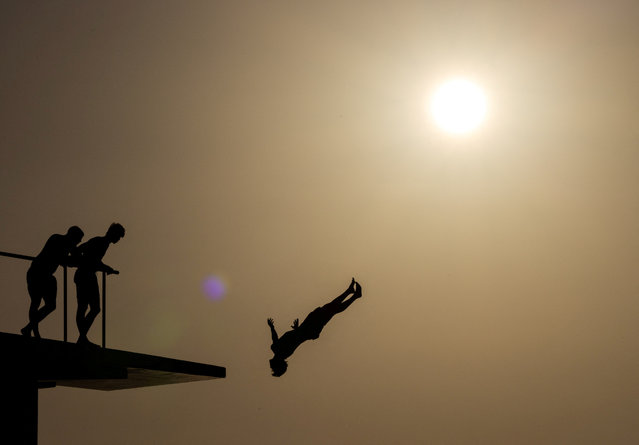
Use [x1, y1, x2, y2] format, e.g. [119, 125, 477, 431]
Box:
[267, 278, 363, 376]
[21, 226, 84, 338]
[74, 223, 125, 345]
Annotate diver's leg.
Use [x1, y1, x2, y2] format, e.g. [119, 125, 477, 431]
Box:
[333, 284, 362, 314]
[332, 295, 360, 314]
[328, 279, 356, 305]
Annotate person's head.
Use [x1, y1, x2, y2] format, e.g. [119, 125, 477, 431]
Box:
[269, 357, 288, 377]
[106, 223, 125, 244]
[66, 226, 84, 246]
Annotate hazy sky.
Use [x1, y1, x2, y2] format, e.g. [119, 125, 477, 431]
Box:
[2, 1, 639, 444]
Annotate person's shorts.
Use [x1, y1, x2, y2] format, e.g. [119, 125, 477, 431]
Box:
[75, 272, 100, 308]
[26, 268, 57, 304]
[300, 306, 331, 339]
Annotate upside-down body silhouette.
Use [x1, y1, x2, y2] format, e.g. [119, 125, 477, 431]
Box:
[74, 223, 125, 345]
[21, 226, 84, 339]
[267, 278, 362, 376]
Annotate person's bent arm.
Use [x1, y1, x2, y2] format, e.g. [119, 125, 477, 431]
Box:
[98, 263, 119, 274]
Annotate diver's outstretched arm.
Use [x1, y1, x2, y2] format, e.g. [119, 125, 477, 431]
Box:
[267, 318, 279, 343]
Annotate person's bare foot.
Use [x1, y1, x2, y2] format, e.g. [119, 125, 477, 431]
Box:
[347, 277, 356, 293]
[354, 282, 363, 298]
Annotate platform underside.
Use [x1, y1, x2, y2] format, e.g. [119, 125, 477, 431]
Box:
[55, 367, 220, 390]
[0, 331, 225, 391]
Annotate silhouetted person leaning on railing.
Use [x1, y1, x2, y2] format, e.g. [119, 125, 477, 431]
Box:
[74, 223, 125, 346]
[21, 226, 84, 338]
[267, 278, 363, 376]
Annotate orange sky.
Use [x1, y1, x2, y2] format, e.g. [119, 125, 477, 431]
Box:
[2, 1, 639, 443]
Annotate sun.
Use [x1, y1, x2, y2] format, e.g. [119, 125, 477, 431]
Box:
[430, 78, 487, 134]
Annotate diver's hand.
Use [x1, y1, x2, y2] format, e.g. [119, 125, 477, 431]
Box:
[267, 318, 274, 327]
[291, 318, 299, 329]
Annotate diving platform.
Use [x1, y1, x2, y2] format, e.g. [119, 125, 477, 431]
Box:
[0, 331, 226, 444]
[0, 331, 225, 389]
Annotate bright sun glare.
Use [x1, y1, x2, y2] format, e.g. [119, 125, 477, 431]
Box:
[430, 79, 487, 134]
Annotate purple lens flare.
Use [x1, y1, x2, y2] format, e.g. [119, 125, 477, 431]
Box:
[202, 276, 227, 301]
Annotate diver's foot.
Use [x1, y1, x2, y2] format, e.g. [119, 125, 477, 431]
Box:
[353, 281, 362, 298]
[20, 326, 31, 337]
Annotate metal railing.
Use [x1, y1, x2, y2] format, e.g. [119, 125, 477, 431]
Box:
[0, 250, 108, 348]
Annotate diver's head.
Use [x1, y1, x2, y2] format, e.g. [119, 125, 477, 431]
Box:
[269, 357, 288, 377]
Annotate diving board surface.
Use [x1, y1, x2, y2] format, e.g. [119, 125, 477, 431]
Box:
[0, 331, 226, 390]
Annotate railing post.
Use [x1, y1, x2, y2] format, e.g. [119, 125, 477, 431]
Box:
[102, 271, 106, 348]
[63, 265, 68, 342]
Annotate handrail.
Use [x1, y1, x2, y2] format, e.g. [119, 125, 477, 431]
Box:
[0, 250, 108, 347]
[102, 271, 106, 348]
[0, 250, 35, 261]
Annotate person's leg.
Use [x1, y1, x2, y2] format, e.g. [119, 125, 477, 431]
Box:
[36, 300, 56, 322]
[76, 302, 88, 338]
[84, 297, 101, 338]
[21, 296, 41, 337]
[327, 279, 356, 306]
[75, 277, 90, 342]
[22, 272, 43, 338]
[334, 294, 361, 313]
[328, 283, 362, 314]
[300, 280, 359, 336]
[35, 275, 57, 323]
[80, 275, 100, 343]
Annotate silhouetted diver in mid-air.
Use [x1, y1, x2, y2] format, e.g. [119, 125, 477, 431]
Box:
[267, 278, 363, 376]
[21, 226, 84, 338]
[74, 223, 125, 345]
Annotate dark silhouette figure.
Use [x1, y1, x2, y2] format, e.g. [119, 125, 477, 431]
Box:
[74, 223, 125, 345]
[267, 278, 363, 376]
[21, 226, 84, 338]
